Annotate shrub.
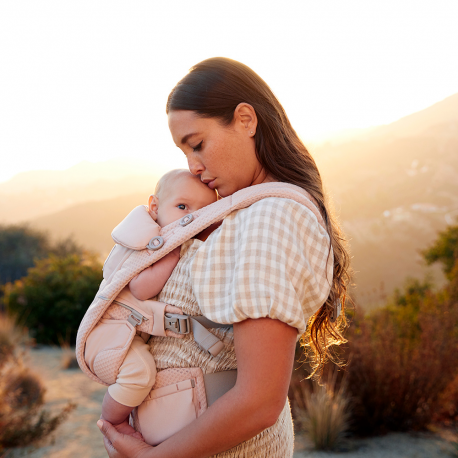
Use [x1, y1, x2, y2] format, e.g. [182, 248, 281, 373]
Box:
[4, 253, 102, 344]
[433, 373, 458, 424]
[0, 225, 50, 285]
[423, 224, 458, 281]
[0, 224, 83, 285]
[0, 315, 75, 452]
[344, 277, 458, 434]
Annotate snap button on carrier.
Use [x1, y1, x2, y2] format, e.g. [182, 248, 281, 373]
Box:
[147, 236, 164, 251]
[180, 214, 194, 226]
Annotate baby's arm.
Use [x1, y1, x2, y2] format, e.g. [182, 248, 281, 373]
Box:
[129, 247, 181, 301]
[101, 391, 133, 425]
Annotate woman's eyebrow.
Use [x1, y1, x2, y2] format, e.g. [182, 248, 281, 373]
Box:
[180, 132, 199, 145]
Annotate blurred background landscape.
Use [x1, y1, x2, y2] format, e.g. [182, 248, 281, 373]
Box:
[1, 0, 458, 456]
[2, 91, 457, 306]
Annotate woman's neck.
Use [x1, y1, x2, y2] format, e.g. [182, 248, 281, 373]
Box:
[251, 168, 277, 187]
[195, 221, 223, 242]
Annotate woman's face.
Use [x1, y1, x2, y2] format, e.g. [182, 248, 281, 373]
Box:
[167, 107, 269, 197]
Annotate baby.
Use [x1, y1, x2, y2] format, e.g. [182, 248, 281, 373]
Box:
[98, 169, 217, 437]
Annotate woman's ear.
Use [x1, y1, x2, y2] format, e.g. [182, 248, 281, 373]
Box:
[148, 195, 159, 220]
[233, 103, 258, 137]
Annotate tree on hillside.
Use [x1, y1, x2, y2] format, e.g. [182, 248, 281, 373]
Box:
[0, 225, 49, 284]
[0, 224, 83, 285]
[4, 253, 102, 344]
[423, 224, 458, 281]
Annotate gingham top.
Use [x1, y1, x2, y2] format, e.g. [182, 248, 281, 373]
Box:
[148, 196, 332, 457]
[191, 196, 333, 335]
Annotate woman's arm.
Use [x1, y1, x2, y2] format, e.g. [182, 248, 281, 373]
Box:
[98, 317, 297, 458]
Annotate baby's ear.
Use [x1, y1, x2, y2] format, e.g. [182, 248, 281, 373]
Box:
[148, 195, 159, 220]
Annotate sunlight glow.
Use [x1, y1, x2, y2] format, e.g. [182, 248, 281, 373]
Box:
[1, 0, 457, 182]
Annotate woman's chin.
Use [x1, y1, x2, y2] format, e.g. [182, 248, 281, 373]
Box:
[216, 181, 246, 198]
[216, 186, 231, 198]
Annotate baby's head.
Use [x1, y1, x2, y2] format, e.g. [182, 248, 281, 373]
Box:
[148, 169, 217, 227]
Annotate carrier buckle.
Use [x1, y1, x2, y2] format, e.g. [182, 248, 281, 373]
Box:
[127, 309, 145, 327]
[164, 313, 191, 334]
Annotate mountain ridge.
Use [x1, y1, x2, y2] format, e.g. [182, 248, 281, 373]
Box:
[3, 92, 458, 303]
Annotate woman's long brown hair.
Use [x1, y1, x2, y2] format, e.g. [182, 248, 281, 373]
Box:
[167, 57, 351, 378]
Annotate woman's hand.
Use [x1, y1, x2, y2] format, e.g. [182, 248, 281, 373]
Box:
[98, 419, 153, 458]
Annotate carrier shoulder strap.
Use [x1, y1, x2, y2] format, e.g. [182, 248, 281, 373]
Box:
[76, 182, 325, 384]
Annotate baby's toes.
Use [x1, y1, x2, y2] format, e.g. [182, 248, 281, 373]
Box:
[130, 431, 145, 442]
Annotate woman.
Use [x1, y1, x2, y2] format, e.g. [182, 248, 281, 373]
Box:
[98, 57, 350, 457]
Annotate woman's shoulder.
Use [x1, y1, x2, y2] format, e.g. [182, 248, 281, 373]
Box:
[191, 196, 333, 331]
[230, 196, 327, 237]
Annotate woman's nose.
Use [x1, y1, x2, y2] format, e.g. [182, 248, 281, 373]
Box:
[187, 155, 205, 176]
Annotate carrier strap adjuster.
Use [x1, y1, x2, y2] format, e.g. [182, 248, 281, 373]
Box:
[164, 313, 191, 334]
[112, 299, 148, 327]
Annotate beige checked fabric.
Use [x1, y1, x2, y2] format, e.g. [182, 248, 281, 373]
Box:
[146, 198, 332, 458]
[148, 234, 295, 457]
[191, 197, 333, 336]
[149, 239, 237, 375]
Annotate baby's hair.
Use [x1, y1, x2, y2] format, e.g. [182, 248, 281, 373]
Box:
[154, 169, 190, 199]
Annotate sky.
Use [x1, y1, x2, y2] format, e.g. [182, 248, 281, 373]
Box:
[1, 0, 458, 183]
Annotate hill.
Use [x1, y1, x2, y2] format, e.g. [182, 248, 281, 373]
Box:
[312, 94, 458, 304]
[33, 193, 147, 257]
[0, 159, 162, 223]
[6, 93, 458, 304]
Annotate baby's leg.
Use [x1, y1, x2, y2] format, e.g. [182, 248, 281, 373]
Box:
[102, 334, 156, 426]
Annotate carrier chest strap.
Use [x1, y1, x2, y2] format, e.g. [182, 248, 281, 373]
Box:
[112, 298, 231, 358]
[164, 313, 231, 357]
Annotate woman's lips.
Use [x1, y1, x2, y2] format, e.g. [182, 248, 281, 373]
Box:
[206, 179, 216, 190]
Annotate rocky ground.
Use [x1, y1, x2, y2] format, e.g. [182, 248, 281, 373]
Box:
[3, 347, 457, 458]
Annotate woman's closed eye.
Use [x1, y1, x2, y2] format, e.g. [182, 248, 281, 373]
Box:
[192, 141, 203, 152]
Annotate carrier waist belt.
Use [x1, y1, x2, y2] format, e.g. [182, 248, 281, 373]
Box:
[203, 370, 237, 407]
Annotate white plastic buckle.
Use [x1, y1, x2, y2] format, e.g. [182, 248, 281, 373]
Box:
[164, 313, 191, 334]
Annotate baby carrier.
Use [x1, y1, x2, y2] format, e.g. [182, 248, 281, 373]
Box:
[76, 182, 328, 445]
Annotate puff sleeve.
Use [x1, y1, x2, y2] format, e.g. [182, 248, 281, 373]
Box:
[190, 197, 333, 336]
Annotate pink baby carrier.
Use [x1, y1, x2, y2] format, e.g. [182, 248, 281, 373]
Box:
[75, 182, 327, 445]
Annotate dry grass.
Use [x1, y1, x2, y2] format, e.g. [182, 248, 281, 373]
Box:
[291, 373, 350, 450]
[0, 314, 76, 452]
[57, 336, 79, 370]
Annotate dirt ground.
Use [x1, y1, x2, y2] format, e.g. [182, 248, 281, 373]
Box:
[5, 347, 107, 458]
[4, 347, 456, 458]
